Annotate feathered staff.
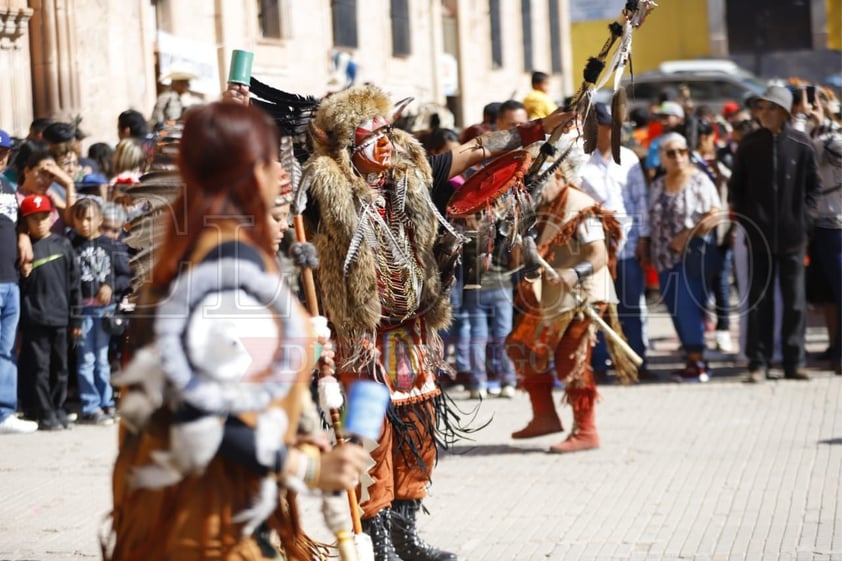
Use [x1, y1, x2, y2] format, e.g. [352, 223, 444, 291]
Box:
[527, 0, 657, 181]
[250, 76, 374, 561]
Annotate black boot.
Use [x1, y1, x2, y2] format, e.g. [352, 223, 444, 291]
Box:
[390, 499, 457, 561]
[361, 508, 404, 561]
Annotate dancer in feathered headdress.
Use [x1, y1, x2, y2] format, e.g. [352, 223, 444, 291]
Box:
[280, 82, 575, 560]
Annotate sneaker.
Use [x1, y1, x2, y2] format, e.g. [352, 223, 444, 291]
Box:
[714, 330, 733, 353]
[56, 410, 73, 429]
[671, 361, 710, 383]
[783, 369, 810, 381]
[467, 388, 487, 400]
[38, 417, 63, 431]
[79, 409, 115, 426]
[103, 406, 118, 420]
[0, 415, 38, 434]
[742, 369, 764, 384]
[499, 385, 516, 399]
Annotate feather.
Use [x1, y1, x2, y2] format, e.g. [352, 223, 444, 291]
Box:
[279, 135, 302, 193]
[232, 478, 278, 537]
[582, 98, 599, 154]
[611, 88, 628, 164]
[249, 78, 320, 165]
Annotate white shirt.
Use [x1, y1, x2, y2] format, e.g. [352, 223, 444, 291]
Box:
[579, 146, 649, 260]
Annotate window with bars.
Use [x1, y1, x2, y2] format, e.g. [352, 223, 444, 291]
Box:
[490, 0, 503, 68]
[548, 0, 562, 73]
[391, 0, 411, 56]
[522, 0, 533, 71]
[332, 0, 358, 48]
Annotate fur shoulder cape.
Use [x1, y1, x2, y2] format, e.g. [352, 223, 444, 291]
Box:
[303, 128, 451, 345]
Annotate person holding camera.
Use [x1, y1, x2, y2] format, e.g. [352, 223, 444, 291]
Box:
[794, 86, 842, 375]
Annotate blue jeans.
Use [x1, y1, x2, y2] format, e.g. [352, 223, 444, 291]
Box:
[659, 262, 708, 354]
[0, 283, 20, 423]
[462, 286, 517, 389]
[446, 279, 472, 374]
[593, 257, 649, 372]
[76, 305, 115, 415]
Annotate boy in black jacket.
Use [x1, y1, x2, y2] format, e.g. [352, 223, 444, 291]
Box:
[71, 199, 128, 424]
[18, 194, 81, 430]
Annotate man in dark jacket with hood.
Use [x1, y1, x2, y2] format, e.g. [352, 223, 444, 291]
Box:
[730, 85, 820, 382]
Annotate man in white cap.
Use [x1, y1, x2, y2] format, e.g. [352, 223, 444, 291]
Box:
[730, 85, 820, 382]
[149, 66, 203, 131]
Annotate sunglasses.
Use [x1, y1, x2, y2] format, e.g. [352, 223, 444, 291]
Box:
[664, 148, 689, 159]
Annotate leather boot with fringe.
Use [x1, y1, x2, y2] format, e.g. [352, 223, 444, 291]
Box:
[361, 508, 403, 561]
[549, 385, 599, 453]
[511, 376, 562, 439]
[391, 499, 457, 561]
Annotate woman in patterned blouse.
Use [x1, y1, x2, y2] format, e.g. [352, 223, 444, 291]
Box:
[649, 132, 722, 382]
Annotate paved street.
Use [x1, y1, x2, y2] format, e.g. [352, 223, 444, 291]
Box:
[1, 305, 840, 561]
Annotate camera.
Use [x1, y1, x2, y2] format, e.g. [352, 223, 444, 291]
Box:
[786, 84, 816, 105]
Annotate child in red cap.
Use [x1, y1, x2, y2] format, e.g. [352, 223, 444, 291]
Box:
[18, 194, 81, 430]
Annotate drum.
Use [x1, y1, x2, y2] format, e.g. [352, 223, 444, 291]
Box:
[446, 150, 532, 218]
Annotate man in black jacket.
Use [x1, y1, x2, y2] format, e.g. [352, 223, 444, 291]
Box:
[730, 85, 820, 382]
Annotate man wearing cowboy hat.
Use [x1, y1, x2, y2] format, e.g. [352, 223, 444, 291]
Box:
[729, 85, 821, 383]
[149, 65, 204, 131]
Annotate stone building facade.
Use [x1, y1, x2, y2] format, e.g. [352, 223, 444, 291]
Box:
[1, 1, 574, 145]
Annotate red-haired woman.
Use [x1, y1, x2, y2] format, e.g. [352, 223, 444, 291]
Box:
[107, 102, 366, 561]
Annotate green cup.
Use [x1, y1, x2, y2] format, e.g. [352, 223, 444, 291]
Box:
[228, 50, 254, 85]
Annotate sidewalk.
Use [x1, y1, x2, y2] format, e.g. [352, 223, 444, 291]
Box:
[0, 304, 839, 561]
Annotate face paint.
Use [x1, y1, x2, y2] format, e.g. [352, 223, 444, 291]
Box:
[354, 116, 392, 170]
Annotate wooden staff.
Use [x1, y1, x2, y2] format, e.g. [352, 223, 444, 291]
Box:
[292, 213, 369, 555]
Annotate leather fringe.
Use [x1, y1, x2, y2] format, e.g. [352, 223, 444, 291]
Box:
[387, 389, 490, 477]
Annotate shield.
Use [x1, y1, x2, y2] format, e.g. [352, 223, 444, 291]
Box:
[446, 150, 532, 218]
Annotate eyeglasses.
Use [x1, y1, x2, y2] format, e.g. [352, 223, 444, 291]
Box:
[664, 148, 689, 159]
[100, 225, 122, 234]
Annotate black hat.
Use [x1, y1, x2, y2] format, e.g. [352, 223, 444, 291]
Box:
[42, 122, 76, 144]
[594, 102, 612, 126]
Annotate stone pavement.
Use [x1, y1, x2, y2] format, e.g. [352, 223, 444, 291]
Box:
[0, 304, 840, 561]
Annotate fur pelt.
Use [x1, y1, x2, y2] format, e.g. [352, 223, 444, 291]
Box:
[303, 88, 450, 352]
[311, 84, 394, 161]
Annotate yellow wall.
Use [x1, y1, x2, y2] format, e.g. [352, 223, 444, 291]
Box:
[828, 0, 841, 50]
[568, 0, 711, 94]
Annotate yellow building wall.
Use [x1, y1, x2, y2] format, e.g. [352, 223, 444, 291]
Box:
[828, 0, 841, 50]
[568, 0, 711, 94]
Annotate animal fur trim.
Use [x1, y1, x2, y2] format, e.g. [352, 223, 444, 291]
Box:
[303, 116, 451, 361]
